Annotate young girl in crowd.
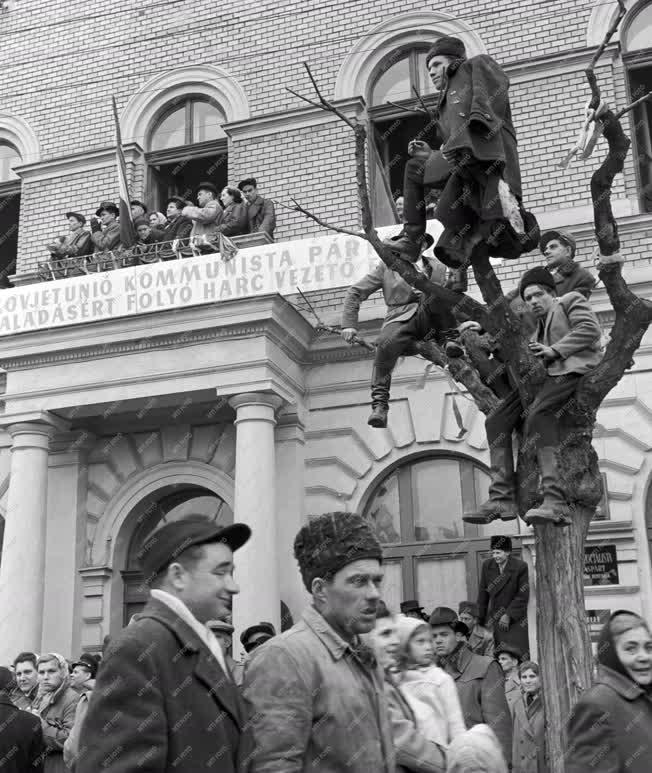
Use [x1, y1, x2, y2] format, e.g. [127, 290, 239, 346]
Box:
[394, 614, 467, 747]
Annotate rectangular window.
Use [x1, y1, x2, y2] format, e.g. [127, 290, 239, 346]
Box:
[627, 61, 652, 213]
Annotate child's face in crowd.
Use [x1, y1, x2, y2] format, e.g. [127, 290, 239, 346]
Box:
[409, 628, 434, 666]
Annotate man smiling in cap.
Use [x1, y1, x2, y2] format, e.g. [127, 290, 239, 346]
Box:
[77, 515, 253, 773]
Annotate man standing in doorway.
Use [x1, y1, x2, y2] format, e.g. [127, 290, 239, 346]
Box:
[243, 511, 395, 772]
[477, 535, 530, 656]
[77, 515, 253, 773]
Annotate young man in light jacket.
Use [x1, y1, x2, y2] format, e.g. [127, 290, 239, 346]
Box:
[464, 266, 602, 527]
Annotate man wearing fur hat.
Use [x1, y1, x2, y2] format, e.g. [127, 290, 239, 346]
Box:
[243, 511, 396, 772]
[342, 233, 463, 428]
[464, 267, 602, 526]
[385, 36, 538, 292]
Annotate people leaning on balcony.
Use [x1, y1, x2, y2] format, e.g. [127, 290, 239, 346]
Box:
[215, 186, 248, 238]
[182, 182, 223, 246]
[46, 211, 93, 260]
[90, 201, 121, 253]
[238, 177, 276, 240]
[162, 196, 193, 241]
[133, 217, 161, 263]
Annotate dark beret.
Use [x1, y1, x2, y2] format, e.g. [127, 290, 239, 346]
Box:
[240, 622, 276, 647]
[139, 515, 251, 584]
[95, 201, 119, 217]
[130, 200, 147, 212]
[238, 178, 257, 190]
[65, 211, 86, 225]
[0, 666, 15, 692]
[519, 267, 556, 299]
[429, 606, 458, 628]
[458, 601, 479, 618]
[426, 37, 467, 66]
[490, 535, 513, 551]
[495, 642, 523, 660]
[197, 181, 218, 196]
[294, 512, 382, 592]
[133, 216, 150, 228]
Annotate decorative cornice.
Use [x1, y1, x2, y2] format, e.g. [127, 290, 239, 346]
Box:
[504, 44, 619, 84]
[15, 143, 144, 183]
[224, 97, 367, 141]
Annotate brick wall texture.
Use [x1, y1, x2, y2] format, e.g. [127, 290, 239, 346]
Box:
[1, 0, 650, 300]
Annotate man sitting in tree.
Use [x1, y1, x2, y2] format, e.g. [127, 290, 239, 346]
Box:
[341, 234, 462, 428]
[464, 267, 603, 526]
[386, 36, 539, 291]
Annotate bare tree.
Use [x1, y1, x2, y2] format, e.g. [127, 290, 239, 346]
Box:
[286, 6, 652, 766]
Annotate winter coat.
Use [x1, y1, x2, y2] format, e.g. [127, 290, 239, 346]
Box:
[35, 679, 81, 773]
[185, 199, 223, 239]
[439, 645, 512, 767]
[242, 604, 396, 772]
[477, 555, 530, 656]
[436, 54, 521, 199]
[91, 220, 121, 252]
[161, 215, 193, 241]
[0, 694, 45, 773]
[10, 681, 39, 711]
[76, 597, 252, 773]
[566, 665, 652, 773]
[246, 195, 276, 238]
[504, 673, 521, 718]
[533, 291, 603, 376]
[553, 261, 596, 299]
[512, 692, 545, 773]
[468, 625, 495, 658]
[62, 685, 93, 771]
[383, 672, 446, 773]
[49, 229, 92, 259]
[215, 202, 248, 237]
[342, 257, 447, 330]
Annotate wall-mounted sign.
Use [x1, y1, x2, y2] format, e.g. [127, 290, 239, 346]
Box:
[586, 609, 611, 643]
[584, 544, 619, 586]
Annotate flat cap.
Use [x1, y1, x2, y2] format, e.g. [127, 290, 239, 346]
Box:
[294, 512, 382, 592]
[197, 181, 218, 196]
[65, 211, 86, 225]
[458, 601, 479, 618]
[139, 515, 251, 584]
[495, 642, 522, 660]
[240, 622, 276, 649]
[539, 229, 576, 259]
[95, 201, 119, 217]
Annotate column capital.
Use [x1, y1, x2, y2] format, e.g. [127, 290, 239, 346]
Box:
[6, 422, 56, 451]
[0, 410, 70, 433]
[229, 392, 284, 414]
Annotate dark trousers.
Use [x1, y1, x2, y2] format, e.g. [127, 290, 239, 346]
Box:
[371, 297, 457, 407]
[403, 157, 428, 236]
[485, 374, 581, 448]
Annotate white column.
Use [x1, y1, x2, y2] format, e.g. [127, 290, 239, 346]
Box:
[229, 392, 283, 652]
[0, 422, 54, 661]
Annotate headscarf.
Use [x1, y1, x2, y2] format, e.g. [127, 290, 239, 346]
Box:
[447, 724, 508, 773]
[596, 609, 650, 681]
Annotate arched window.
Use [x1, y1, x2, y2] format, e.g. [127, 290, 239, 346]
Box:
[146, 96, 228, 211]
[362, 454, 521, 616]
[367, 45, 441, 225]
[122, 486, 232, 624]
[623, 2, 652, 212]
[0, 139, 22, 286]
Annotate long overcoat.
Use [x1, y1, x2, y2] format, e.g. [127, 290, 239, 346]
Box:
[565, 665, 652, 773]
[512, 693, 546, 773]
[76, 597, 252, 773]
[477, 555, 530, 656]
[0, 695, 45, 773]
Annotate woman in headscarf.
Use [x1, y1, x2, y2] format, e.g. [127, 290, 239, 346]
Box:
[566, 610, 652, 773]
[512, 661, 545, 773]
[447, 724, 508, 773]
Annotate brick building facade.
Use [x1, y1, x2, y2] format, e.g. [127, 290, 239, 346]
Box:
[0, 0, 651, 660]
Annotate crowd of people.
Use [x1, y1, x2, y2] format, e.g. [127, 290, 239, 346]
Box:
[44, 178, 276, 272]
[1, 514, 650, 773]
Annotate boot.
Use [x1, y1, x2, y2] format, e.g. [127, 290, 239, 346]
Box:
[383, 228, 423, 261]
[463, 444, 518, 523]
[367, 404, 388, 428]
[441, 329, 464, 359]
[369, 366, 391, 429]
[524, 447, 571, 527]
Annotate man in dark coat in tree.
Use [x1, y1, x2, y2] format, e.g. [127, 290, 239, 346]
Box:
[476, 535, 530, 657]
[386, 36, 539, 291]
[76, 515, 254, 773]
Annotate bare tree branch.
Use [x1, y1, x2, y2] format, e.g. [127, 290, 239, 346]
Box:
[274, 197, 362, 238]
[615, 91, 652, 120]
[585, 0, 627, 107]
